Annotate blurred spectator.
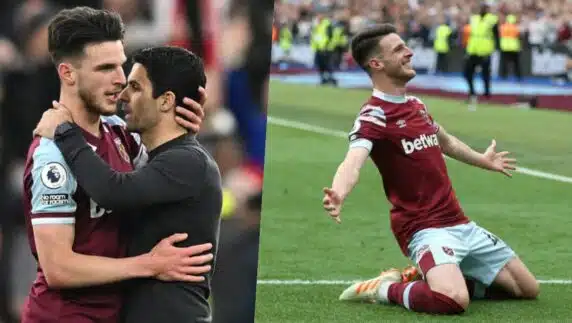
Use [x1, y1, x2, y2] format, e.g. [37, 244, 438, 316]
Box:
[206, 1, 272, 322]
[1, 3, 61, 321]
[273, 0, 572, 52]
[103, 0, 176, 54]
[433, 14, 453, 73]
[272, 0, 571, 85]
[499, 14, 522, 80]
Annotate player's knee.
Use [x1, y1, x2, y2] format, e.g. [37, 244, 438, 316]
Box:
[425, 263, 469, 311]
[448, 289, 470, 310]
[433, 286, 470, 310]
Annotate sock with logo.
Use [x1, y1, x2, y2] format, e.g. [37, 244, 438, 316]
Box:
[384, 281, 465, 314]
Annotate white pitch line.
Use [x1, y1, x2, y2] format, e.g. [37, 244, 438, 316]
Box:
[257, 279, 572, 285]
[268, 116, 572, 184]
[269, 117, 348, 138]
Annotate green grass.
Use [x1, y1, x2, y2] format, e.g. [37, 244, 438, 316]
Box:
[255, 81, 572, 322]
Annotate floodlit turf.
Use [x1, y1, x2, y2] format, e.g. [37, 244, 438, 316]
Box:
[255, 81, 572, 322]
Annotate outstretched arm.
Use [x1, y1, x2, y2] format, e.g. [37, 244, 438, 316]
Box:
[331, 147, 370, 201]
[324, 107, 386, 223]
[323, 146, 370, 223]
[437, 124, 516, 177]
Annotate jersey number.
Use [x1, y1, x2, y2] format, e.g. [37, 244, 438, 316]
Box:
[90, 199, 112, 218]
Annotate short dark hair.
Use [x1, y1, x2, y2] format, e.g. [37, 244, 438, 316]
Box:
[131, 46, 206, 107]
[350, 24, 397, 73]
[48, 6, 125, 64]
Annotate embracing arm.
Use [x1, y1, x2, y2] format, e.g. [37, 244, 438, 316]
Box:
[34, 224, 213, 288]
[34, 224, 155, 289]
[28, 139, 157, 288]
[53, 123, 205, 210]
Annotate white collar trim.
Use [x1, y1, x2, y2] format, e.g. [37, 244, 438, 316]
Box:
[372, 89, 407, 104]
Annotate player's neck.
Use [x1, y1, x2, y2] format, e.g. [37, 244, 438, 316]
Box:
[142, 121, 187, 152]
[59, 91, 101, 138]
[372, 78, 407, 98]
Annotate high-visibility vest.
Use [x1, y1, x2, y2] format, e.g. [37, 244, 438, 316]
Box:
[466, 13, 498, 56]
[500, 18, 520, 52]
[279, 27, 293, 51]
[328, 25, 348, 51]
[434, 24, 452, 53]
[311, 19, 331, 52]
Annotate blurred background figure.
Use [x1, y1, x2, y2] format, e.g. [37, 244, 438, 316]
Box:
[499, 14, 522, 81]
[271, 0, 572, 109]
[0, 1, 271, 322]
[0, 2, 64, 322]
[277, 20, 294, 60]
[330, 8, 350, 72]
[311, 10, 338, 85]
[203, 0, 272, 322]
[433, 14, 453, 74]
[463, 3, 499, 110]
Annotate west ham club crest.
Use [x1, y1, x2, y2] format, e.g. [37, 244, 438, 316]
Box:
[114, 138, 131, 163]
[419, 109, 432, 125]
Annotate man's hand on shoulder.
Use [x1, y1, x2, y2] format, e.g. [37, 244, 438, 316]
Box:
[33, 101, 74, 139]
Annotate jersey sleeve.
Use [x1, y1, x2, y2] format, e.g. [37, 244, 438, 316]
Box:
[348, 104, 388, 153]
[30, 138, 78, 225]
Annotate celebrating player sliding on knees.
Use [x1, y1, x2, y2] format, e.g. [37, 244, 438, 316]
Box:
[322, 24, 536, 316]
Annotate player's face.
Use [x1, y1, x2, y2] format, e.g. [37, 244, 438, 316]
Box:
[74, 41, 127, 116]
[378, 33, 416, 82]
[119, 63, 160, 133]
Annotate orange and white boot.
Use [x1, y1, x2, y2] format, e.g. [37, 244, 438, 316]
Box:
[401, 265, 422, 283]
[338, 268, 402, 303]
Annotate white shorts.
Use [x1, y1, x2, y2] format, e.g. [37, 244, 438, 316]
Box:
[407, 221, 516, 286]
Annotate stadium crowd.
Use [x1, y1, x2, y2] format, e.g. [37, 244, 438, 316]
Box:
[0, 0, 269, 322]
[274, 0, 572, 51]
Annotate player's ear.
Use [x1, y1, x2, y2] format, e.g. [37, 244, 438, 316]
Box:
[159, 91, 176, 113]
[57, 62, 76, 86]
[368, 56, 384, 71]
